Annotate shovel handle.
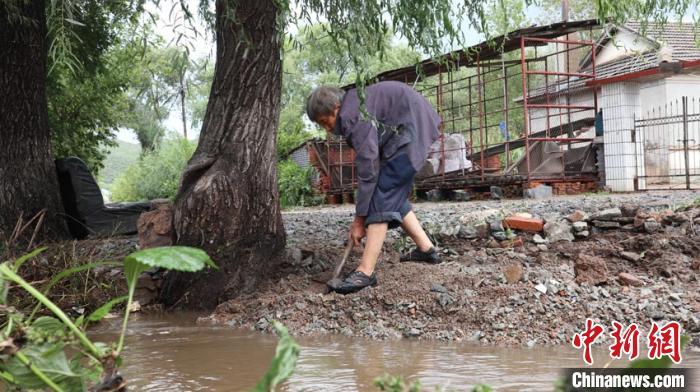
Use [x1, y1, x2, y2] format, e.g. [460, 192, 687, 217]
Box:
[332, 241, 354, 280]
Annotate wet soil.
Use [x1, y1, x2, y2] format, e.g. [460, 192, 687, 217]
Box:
[204, 191, 700, 347]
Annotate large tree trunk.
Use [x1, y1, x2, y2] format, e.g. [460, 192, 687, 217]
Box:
[161, 0, 285, 309]
[0, 0, 68, 243]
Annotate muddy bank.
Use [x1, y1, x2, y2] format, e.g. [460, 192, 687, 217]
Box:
[203, 191, 700, 347]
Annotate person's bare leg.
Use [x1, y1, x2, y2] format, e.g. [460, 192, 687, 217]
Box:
[401, 211, 433, 252]
[355, 223, 388, 276]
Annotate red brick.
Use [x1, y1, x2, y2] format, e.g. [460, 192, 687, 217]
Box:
[503, 216, 544, 232]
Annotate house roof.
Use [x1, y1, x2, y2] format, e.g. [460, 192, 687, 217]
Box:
[525, 21, 700, 100]
[516, 22, 700, 101]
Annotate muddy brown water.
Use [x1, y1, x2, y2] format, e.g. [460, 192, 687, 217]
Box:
[92, 313, 700, 391]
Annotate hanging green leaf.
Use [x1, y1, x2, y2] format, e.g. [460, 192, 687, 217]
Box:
[123, 246, 216, 287]
[252, 321, 300, 392]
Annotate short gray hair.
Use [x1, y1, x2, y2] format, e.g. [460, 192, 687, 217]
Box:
[306, 86, 345, 121]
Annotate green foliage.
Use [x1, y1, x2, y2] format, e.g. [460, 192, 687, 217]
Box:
[278, 160, 323, 208]
[99, 140, 141, 187]
[110, 138, 196, 201]
[0, 245, 215, 391]
[252, 321, 300, 392]
[374, 374, 422, 392]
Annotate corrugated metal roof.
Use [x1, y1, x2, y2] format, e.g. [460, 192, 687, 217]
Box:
[342, 19, 601, 89]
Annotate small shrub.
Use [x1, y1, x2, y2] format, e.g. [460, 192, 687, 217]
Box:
[278, 159, 323, 208]
[110, 138, 195, 201]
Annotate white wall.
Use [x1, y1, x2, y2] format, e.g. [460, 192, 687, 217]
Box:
[601, 82, 642, 191]
[596, 29, 654, 65]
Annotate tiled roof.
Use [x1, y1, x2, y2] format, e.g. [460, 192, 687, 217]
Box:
[526, 22, 700, 100]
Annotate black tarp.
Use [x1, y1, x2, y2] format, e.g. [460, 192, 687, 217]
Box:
[56, 157, 153, 239]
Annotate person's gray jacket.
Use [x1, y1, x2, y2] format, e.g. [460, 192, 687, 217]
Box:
[333, 81, 441, 217]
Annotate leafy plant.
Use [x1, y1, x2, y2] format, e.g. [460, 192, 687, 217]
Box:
[252, 321, 300, 392]
[374, 374, 422, 392]
[0, 246, 216, 391]
[278, 159, 324, 208]
[110, 138, 196, 201]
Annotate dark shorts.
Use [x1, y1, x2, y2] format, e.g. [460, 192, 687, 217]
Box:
[364, 153, 416, 229]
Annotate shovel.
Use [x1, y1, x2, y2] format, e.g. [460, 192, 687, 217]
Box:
[326, 240, 354, 290]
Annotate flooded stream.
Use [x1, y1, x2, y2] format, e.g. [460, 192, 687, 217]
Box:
[92, 313, 700, 391]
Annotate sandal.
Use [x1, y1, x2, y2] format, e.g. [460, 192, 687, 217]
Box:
[329, 271, 377, 294]
[399, 247, 441, 264]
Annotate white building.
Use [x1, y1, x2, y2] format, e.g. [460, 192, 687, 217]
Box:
[528, 22, 700, 191]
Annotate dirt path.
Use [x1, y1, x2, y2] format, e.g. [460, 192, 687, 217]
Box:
[204, 191, 700, 347]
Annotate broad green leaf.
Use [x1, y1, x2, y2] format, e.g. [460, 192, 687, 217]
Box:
[123, 246, 216, 287]
[252, 321, 300, 392]
[2, 343, 85, 391]
[87, 296, 128, 322]
[31, 316, 66, 336]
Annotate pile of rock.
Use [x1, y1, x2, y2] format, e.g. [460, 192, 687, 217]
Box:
[421, 200, 700, 246]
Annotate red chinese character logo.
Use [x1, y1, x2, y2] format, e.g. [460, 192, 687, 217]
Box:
[609, 321, 640, 360]
[647, 321, 682, 363]
[572, 318, 605, 365]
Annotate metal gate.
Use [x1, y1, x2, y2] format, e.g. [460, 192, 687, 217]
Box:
[635, 96, 700, 190]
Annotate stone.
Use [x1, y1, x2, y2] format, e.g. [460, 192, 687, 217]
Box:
[503, 216, 545, 232]
[574, 230, 589, 238]
[592, 220, 621, 229]
[620, 204, 639, 217]
[574, 254, 608, 285]
[438, 292, 455, 307]
[537, 244, 548, 251]
[128, 300, 141, 313]
[643, 220, 662, 233]
[490, 186, 504, 200]
[406, 328, 422, 337]
[430, 283, 448, 293]
[489, 218, 505, 232]
[590, 208, 622, 221]
[451, 190, 471, 202]
[514, 212, 533, 219]
[137, 203, 173, 249]
[524, 184, 552, 199]
[458, 225, 477, 239]
[503, 263, 523, 284]
[290, 248, 303, 265]
[572, 221, 588, 232]
[426, 189, 444, 202]
[543, 220, 574, 242]
[532, 234, 548, 244]
[534, 283, 548, 294]
[492, 231, 508, 241]
[475, 223, 491, 239]
[568, 210, 588, 222]
[620, 251, 642, 263]
[618, 272, 644, 287]
[459, 209, 500, 225]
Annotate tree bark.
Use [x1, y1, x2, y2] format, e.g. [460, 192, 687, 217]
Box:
[161, 0, 285, 309]
[0, 0, 68, 243]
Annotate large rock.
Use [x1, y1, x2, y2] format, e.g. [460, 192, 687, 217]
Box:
[524, 184, 552, 199]
[574, 254, 608, 285]
[589, 208, 622, 221]
[618, 272, 644, 287]
[543, 220, 574, 242]
[503, 263, 523, 284]
[137, 203, 173, 249]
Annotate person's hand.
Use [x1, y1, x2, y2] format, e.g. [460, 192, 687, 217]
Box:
[349, 217, 366, 247]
